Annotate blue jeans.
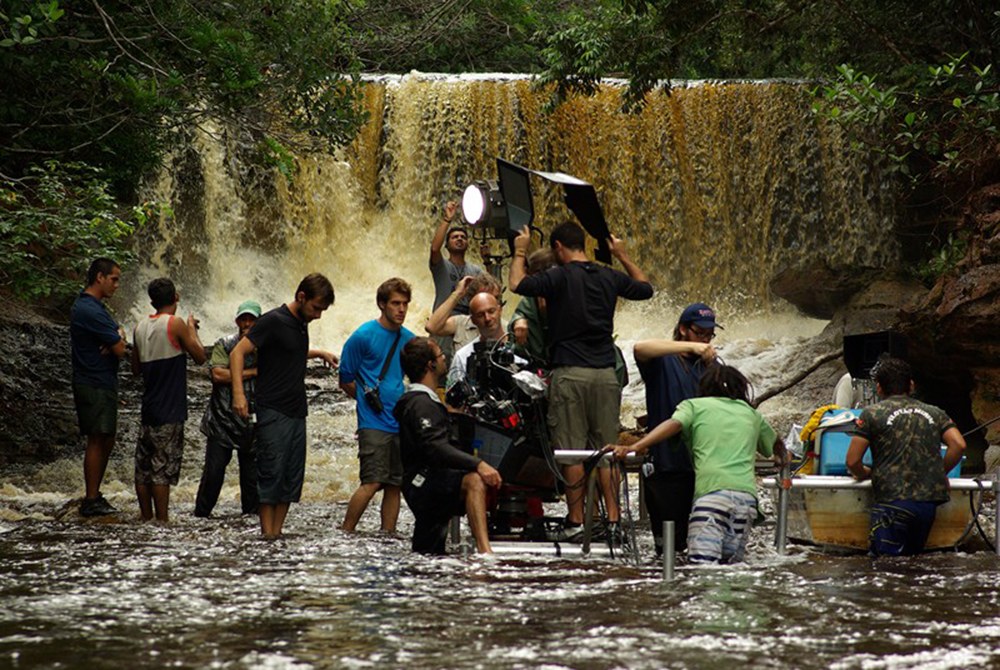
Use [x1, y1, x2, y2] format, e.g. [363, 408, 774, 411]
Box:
[869, 500, 937, 556]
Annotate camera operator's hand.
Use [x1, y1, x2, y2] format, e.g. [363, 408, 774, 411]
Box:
[444, 200, 459, 222]
[476, 460, 502, 489]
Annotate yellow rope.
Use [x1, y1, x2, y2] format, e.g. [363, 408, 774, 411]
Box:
[799, 403, 841, 444]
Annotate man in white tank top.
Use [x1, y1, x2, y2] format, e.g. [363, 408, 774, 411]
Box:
[131, 278, 206, 522]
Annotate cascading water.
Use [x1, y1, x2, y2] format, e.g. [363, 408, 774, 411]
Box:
[127, 75, 898, 345]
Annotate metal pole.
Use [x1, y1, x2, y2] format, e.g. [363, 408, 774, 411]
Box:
[995, 477, 1000, 558]
[638, 471, 647, 521]
[582, 466, 598, 556]
[663, 520, 675, 581]
[775, 464, 790, 555]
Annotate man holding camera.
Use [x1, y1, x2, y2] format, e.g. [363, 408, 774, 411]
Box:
[446, 291, 523, 389]
[396, 337, 502, 554]
[509, 221, 653, 540]
[339, 278, 416, 533]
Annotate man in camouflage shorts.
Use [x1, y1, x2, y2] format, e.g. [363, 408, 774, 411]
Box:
[846, 356, 966, 556]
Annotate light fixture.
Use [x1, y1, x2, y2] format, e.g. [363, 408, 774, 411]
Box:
[462, 180, 506, 231]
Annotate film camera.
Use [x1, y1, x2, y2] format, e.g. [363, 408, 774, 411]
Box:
[446, 340, 558, 535]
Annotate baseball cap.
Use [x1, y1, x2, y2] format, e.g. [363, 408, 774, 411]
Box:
[679, 303, 722, 329]
[235, 300, 262, 319]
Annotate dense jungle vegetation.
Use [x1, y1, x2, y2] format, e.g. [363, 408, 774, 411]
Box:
[1, 0, 997, 306]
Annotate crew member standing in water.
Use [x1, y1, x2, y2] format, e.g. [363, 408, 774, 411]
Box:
[632, 303, 720, 556]
[230, 274, 338, 539]
[609, 365, 787, 564]
[194, 299, 262, 518]
[846, 356, 966, 556]
[71, 258, 127, 517]
[132, 278, 207, 522]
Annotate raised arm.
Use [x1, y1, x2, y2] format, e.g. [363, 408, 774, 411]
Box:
[608, 235, 648, 283]
[426, 276, 472, 336]
[172, 314, 207, 365]
[429, 200, 459, 266]
[633, 339, 716, 363]
[508, 226, 531, 291]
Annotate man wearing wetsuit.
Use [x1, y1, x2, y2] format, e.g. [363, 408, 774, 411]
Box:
[395, 337, 501, 554]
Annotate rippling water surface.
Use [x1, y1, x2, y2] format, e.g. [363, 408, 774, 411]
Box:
[3, 318, 998, 669]
[2, 499, 999, 669]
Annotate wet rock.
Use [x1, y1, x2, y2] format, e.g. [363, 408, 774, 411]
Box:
[769, 264, 876, 320]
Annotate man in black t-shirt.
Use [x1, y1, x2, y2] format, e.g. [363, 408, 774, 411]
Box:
[510, 221, 653, 540]
[231, 274, 338, 539]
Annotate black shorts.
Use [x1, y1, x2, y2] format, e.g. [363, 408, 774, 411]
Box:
[73, 383, 118, 436]
[255, 407, 307, 505]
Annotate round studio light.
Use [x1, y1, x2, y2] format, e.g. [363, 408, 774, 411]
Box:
[462, 183, 487, 225]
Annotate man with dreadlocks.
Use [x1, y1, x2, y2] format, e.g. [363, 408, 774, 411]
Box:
[845, 356, 966, 556]
[607, 365, 786, 564]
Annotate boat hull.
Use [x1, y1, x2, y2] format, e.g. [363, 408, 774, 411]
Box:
[782, 485, 974, 552]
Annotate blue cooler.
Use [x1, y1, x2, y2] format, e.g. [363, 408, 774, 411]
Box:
[816, 409, 865, 475]
[815, 408, 963, 477]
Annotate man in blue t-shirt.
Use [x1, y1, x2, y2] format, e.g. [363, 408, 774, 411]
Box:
[633, 303, 720, 555]
[340, 278, 416, 533]
[70, 258, 127, 518]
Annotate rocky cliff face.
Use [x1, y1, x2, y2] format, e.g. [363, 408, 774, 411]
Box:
[0, 299, 81, 467]
[771, 182, 1000, 472]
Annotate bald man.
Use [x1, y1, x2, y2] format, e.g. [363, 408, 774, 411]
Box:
[447, 292, 524, 389]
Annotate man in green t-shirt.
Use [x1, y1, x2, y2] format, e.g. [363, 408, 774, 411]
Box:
[608, 365, 786, 564]
[846, 356, 965, 556]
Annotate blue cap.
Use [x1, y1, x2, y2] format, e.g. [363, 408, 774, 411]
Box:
[679, 303, 722, 329]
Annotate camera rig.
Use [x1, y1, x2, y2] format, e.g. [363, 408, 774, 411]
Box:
[446, 339, 561, 537]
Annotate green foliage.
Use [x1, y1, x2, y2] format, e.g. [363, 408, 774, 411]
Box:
[345, 0, 566, 74]
[911, 233, 968, 286]
[813, 55, 999, 188]
[0, 0, 368, 195]
[0, 162, 157, 302]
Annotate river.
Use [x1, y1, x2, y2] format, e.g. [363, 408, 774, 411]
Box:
[2, 318, 998, 669]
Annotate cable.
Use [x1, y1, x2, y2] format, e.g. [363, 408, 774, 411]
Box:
[968, 479, 996, 552]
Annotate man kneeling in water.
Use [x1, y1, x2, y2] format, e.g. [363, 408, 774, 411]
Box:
[395, 337, 502, 554]
[608, 365, 787, 564]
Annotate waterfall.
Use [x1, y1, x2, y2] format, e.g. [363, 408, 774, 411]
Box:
[128, 74, 899, 350]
